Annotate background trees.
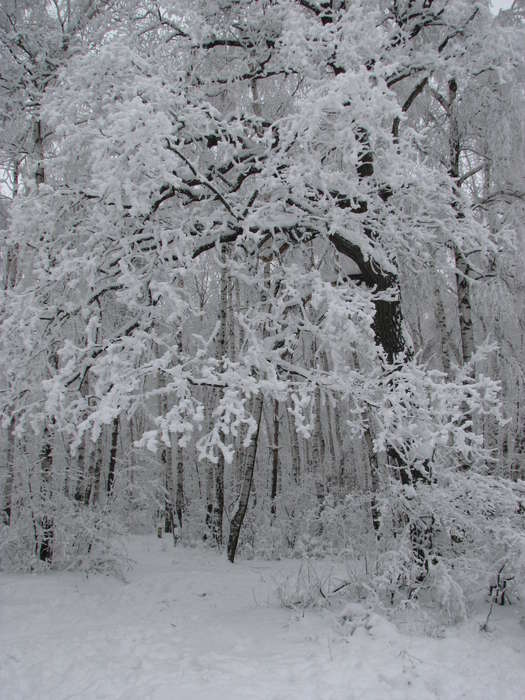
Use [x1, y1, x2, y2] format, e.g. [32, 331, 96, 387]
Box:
[0, 0, 524, 609]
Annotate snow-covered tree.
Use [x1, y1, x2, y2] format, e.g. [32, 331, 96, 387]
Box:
[0, 0, 523, 606]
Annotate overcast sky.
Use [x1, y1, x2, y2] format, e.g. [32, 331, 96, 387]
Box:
[491, 0, 514, 11]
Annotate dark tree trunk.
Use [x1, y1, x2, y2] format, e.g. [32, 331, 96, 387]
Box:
[157, 363, 176, 537]
[33, 119, 45, 188]
[74, 434, 87, 502]
[330, 121, 432, 575]
[227, 395, 263, 563]
[270, 399, 280, 515]
[287, 400, 301, 485]
[213, 451, 225, 547]
[175, 444, 184, 530]
[173, 337, 185, 534]
[162, 443, 175, 536]
[372, 274, 405, 364]
[2, 415, 16, 526]
[83, 442, 95, 506]
[38, 424, 54, 562]
[90, 433, 103, 507]
[211, 247, 228, 547]
[2, 220, 19, 526]
[364, 424, 381, 532]
[107, 416, 119, 496]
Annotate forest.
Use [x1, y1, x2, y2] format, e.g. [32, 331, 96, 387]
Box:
[1, 0, 525, 621]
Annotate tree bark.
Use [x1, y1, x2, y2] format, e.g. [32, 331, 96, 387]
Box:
[448, 78, 474, 368]
[213, 456, 224, 547]
[107, 416, 119, 496]
[433, 270, 453, 377]
[287, 401, 301, 486]
[364, 422, 381, 532]
[270, 398, 280, 514]
[2, 415, 16, 526]
[371, 273, 405, 364]
[175, 442, 184, 530]
[90, 432, 103, 507]
[312, 383, 325, 502]
[2, 164, 19, 526]
[227, 394, 263, 563]
[212, 247, 229, 547]
[157, 370, 175, 535]
[74, 433, 88, 503]
[337, 123, 431, 573]
[204, 460, 214, 540]
[38, 423, 54, 562]
[33, 119, 45, 189]
[455, 247, 474, 367]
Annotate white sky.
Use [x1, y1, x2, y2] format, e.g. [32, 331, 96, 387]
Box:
[491, 0, 514, 11]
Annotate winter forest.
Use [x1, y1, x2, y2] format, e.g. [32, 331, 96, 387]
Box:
[2, 0, 525, 647]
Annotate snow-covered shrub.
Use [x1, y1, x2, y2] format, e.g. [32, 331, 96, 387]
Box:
[0, 517, 43, 572]
[276, 558, 330, 609]
[415, 560, 468, 624]
[0, 488, 130, 578]
[239, 485, 375, 561]
[234, 486, 320, 559]
[339, 353, 525, 620]
[52, 497, 131, 578]
[337, 602, 400, 640]
[351, 471, 525, 624]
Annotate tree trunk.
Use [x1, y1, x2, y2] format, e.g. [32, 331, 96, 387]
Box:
[2, 201, 19, 526]
[372, 274, 405, 364]
[455, 247, 474, 367]
[175, 442, 184, 530]
[324, 400, 337, 494]
[287, 401, 301, 486]
[447, 79, 475, 369]
[333, 392, 346, 492]
[312, 383, 325, 502]
[270, 399, 280, 514]
[433, 270, 453, 377]
[74, 434, 87, 502]
[446, 78, 475, 473]
[344, 125, 430, 574]
[2, 415, 16, 525]
[90, 433, 103, 507]
[107, 416, 119, 496]
[157, 372, 175, 535]
[33, 119, 45, 189]
[34, 121, 54, 561]
[204, 460, 214, 540]
[38, 424, 54, 562]
[162, 444, 175, 535]
[213, 456, 225, 547]
[4, 244, 18, 291]
[212, 246, 229, 547]
[364, 423, 381, 532]
[227, 394, 263, 563]
[321, 353, 339, 483]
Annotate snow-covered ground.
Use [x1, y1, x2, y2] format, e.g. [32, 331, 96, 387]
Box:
[1, 536, 524, 700]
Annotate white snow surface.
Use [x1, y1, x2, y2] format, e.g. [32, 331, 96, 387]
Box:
[1, 536, 524, 700]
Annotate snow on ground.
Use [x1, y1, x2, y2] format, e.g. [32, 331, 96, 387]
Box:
[1, 536, 524, 700]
